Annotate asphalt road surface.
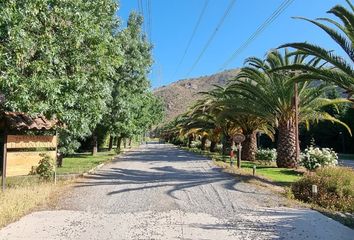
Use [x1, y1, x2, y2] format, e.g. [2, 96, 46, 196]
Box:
[339, 159, 354, 169]
[0, 144, 353, 240]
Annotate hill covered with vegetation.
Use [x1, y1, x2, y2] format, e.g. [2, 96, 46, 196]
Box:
[154, 69, 239, 123]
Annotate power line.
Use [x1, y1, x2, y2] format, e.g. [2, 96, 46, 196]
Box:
[137, 0, 142, 13]
[186, 0, 237, 77]
[147, 0, 152, 39]
[172, 0, 210, 78]
[219, 0, 295, 70]
[138, 0, 147, 34]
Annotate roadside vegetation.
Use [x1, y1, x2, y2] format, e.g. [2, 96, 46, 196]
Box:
[0, 0, 164, 156]
[158, 0, 354, 223]
[0, 0, 163, 229]
[183, 146, 303, 185]
[0, 142, 137, 229]
[0, 179, 67, 229]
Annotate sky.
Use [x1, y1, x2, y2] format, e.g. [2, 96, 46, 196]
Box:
[117, 0, 348, 89]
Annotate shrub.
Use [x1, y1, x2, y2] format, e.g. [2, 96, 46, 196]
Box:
[256, 148, 277, 165]
[216, 144, 223, 153]
[301, 146, 338, 170]
[35, 154, 54, 181]
[190, 140, 201, 149]
[291, 167, 354, 212]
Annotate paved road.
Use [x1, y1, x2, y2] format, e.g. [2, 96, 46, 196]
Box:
[339, 159, 354, 169]
[0, 144, 353, 240]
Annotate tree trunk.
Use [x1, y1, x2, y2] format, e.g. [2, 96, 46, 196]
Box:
[92, 133, 98, 155]
[108, 136, 114, 151]
[276, 120, 298, 168]
[200, 136, 207, 150]
[242, 131, 257, 161]
[117, 137, 122, 152]
[128, 138, 132, 148]
[123, 138, 127, 148]
[222, 134, 232, 156]
[188, 135, 193, 148]
[210, 141, 217, 152]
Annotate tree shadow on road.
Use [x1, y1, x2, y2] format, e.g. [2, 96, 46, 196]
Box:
[73, 146, 275, 199]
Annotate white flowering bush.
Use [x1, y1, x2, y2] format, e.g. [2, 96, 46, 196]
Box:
[190, 140, 201, 149]
[256, 148, 277, 165]
[301, 146, 338, 170]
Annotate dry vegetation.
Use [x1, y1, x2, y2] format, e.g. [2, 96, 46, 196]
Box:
[0, 181, 68, 229]
[154, 69, 239, 123]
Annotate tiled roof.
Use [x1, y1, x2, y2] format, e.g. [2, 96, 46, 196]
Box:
[2, 112, 58, 131]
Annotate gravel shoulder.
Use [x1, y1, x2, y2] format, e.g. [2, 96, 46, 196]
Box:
[0, 143, 353, 240]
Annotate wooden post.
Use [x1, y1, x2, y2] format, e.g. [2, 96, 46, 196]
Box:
[237, 143, 242, 168]
[54, 130, 58, 185]
[2, 129, 7, 191]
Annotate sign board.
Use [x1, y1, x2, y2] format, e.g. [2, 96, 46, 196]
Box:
[233, 134, 245, 144]
[7, 135, 57, 149]
[3, 135, 57, 178]
[6, 151, 56, 177]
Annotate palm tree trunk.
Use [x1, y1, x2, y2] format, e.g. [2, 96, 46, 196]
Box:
[210, 141, 217, 152]
[222, 134, 232, 156]
[276, 120, 298, 168]
[200, 136, 207, 150]
[188, 135, 193, 148]
[242, 131, 257, 161]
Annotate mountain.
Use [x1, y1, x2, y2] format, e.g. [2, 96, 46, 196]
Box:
[153, 69, 240, 123]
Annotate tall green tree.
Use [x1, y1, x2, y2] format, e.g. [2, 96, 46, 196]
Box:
[0, 0, 122, 153]
[279, 0, 354, 102]
[102, 12, 161, 150]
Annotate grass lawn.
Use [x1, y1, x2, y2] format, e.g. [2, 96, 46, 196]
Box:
[57, 151, 116, 175]
[182, 147, 303, 185]
[240, 161, 303, 184]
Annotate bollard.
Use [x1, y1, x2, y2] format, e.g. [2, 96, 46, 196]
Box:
[311, 184, 318, 203]
[312, 184, 318, 195]
[253, 165, 256, 176]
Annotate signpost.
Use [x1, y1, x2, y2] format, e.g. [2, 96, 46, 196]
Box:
[233, 134, 245, 169]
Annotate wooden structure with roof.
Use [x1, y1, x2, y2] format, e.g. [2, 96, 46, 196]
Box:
[1, 112, 59, 191]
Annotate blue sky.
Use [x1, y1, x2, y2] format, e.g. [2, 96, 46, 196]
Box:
[117, 0, 348, 89]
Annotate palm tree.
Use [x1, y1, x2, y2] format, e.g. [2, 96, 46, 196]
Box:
[216, 94, 275, 161]
[198, 86, 241, 155]
[279, 0, 354, 102]
[230, 50, 350, 168]
[185, 101, 222, 151]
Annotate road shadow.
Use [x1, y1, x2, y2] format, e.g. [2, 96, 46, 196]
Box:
[114, 146, 208, 163]
[73, 145, 273, 198]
